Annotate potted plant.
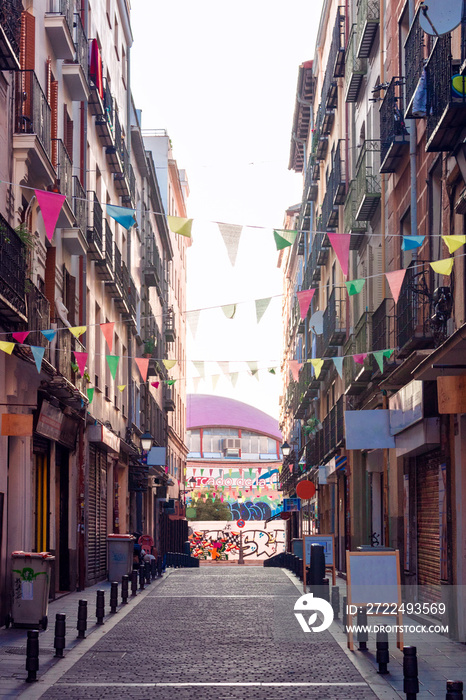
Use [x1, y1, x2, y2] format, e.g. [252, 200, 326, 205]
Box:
[143, 337, 156, 357]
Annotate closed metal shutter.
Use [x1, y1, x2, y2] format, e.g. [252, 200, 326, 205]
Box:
[87, 445, 108, 584]
[416, 450, 441, 602]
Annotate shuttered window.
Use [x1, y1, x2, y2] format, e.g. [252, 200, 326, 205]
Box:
[20, 11, 35, 71]
[44, 246, 56, 320]
[64, 106, 73, 161]
[87, 445, 108, 585]
[416, 450, 441, 603]
[50, 80, 58, 168]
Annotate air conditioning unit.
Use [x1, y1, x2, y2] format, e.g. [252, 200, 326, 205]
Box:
[222, 438, 241, 451]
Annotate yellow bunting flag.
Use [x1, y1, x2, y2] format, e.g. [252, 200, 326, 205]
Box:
[430, 257, 454, 276]
[0, 341, 15, 355]
[310, 358, 324, 379]
[442, 235, 466, 254]
[69, 326, 87, 339]
[163, 359, 177, 370]
[117, 385, 126, 392]
[167, 216, 193, 238]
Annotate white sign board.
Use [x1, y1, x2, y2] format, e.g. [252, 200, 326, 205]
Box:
[389, 380, 423, 434]
[304, 535, 334, 566]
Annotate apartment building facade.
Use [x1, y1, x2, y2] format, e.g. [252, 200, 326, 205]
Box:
[281, 0, 466, 640]
[0, 0, 188, 616]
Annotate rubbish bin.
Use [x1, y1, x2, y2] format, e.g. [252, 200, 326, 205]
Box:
[107, 534, 135, 582]
[8, 551, 54, 630]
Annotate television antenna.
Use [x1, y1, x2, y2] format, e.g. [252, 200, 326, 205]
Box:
[419, 0, 465, 37]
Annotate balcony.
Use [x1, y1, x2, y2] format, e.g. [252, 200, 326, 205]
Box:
[345, 25, 367, 103]
[164, 386, 175, 412]
[295, 362, 319, 420]
[72, 176, 86, 235]
[371, 298, 396, 352]
[106, 108, 123, 174]
[322, 287, 346, 355]
[404, 6, 427, 118]
[332, 6, 346, 77]
[94, 79, 114, 145]
[87, 191, 104, 260]
[322, 142, 346, 229]
[27, 283, 50, 361]
[344, 180, 366, 249]
[62, 13, 89, 101]
[354, 140, 381, 221]
[44, 0, 74, 60]
[397, 266, 433, 356]
[356, 0, 379, 59]
[380, 77, 409, 173]
[14, 71, 54, 181]
[425, 33, 466, 152]
[108, 241, 125, 307]
[305, 396, 344, 469]
[165, 306, 176, 343]
[353, 311, 373, 385]
[96, 219, 113, 280]
[0, 0, 21, 70]
[53, 139, 72, 203]
[126, 277, 138, 328]
[0, 214, 27, 322]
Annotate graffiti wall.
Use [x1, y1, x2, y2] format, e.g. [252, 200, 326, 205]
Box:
[188, 520, 286, 561]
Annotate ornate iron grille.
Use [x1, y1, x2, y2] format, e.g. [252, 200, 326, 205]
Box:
[14, 71, 52, 161]
[380, 77, 408, 166]
[103, 219, 113, 271]
[72, 176, 86, 234]
[87, 191, 103, 251]
[404, 7, 425, 112]
[0, 214, 26, 318]
[0, 0, 22, 59]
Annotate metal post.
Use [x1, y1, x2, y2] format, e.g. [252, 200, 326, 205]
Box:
[357, 607, 368, 651]
[144, 560, 151, 584]
[238, 530, 244, 565]
[77, 599, 87, 639]
[403, 646, 419, 700]
[96, 590, 105, 624]
[25, 630, 39, 682]
[139, 563, 145, 589]
[131, 570, 138, 596]
[54, 613, 66, 658]
[121, 574, 129, 604]
[331, 586, 340, 619]
[446, 681, 463, 700]
[151, 558, 157, 580]
[376, 626, 389, 674]
[342, 595, 347, 631]
[110, 582, 118, 613]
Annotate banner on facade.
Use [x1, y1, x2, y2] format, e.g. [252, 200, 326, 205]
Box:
[344, 410, 395, 449]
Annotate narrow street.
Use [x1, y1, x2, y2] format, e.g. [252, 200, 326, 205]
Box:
[19, 568, 378, 700]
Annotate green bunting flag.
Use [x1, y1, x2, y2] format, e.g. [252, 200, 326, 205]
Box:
[255, 297, 271, 323]
[273, 229, 298, 250]
[345, 279, 366, 296]
[106, 355, 120, 380]
[373, 349, 394, 373]
[87, 387, 94, 404]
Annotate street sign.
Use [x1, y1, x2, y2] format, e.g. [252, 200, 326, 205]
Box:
[236, 519, 245, 528]
[283, 498, 301, 512]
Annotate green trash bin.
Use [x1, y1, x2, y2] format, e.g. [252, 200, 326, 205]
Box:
[8, 551, 54, 630]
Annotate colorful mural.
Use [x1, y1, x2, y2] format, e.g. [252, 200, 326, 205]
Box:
[188, 520, 286, 560]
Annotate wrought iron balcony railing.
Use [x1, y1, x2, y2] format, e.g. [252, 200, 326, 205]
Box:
[332, 6, 346, 77]
[344, 179, 366, 249]
[425, 31, 466, 152]
[397, 266, 433, 354]
[114, 242, 123, 291]
[47, 0, 73, 35]
[72, 176, 86, 234]
[345, 24, 367, 102]
[14, 71, 52, 162]
[0, 0, 22, 70]
[53, 139, 73, 203]
[380, 77, 409, 173]
[356, 0, 379, 58]
[322, 141, 346, 229]
[305, 396, 344, 469]
[371, 297, 396, 352]
[87, 191, 103, 256]
[404, 6, 428, 118]
[0, 214, 27, 320]
[322, 286, 346, 354]
[73, 12, 88, 78]
[27, 283, 50, 358]
[354, 140, 381, 221]
[103, 219, 113, 272]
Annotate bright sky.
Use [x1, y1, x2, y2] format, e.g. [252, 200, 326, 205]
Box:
[131, 0, 323, 419]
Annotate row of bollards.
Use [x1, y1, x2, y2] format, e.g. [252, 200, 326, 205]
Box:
[25, 563, 163, 683]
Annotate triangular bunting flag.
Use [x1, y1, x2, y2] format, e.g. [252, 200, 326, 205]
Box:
[289, 360, 302, 381]
[328, 232, 351, 277]
[166, 379, 176, 386]
[230, 372, 239, 387]
[100, 322, 114, 352]
[385, 269, 407, 305]
[310, 358, 324, 379]
[0, 341, 15, 355]
[353, 353, 368, 365]
[167, 215, 193, 238]
[345, 279, 365, 296]
[163, 359, 177, 370]
[401, 235, 424, 251]
[106, 203, 136, 230]
[117, 385, 126, 392]
[255, 297, 271, 324]
[333, 356, 344, 379]
[30, 346, 45, 373]
[186, 310, 201, 339]
[247, 361, 258, 374]
[192, 377, 201, 392]
[74, 351, 88, 377]
[217, 361, 230, 375]
[218, 223, 243, 266]
[297, 289, 315, 319]
[273, 229, 298, 250]
[268, 367, 276, 374]
[373, 350, 385, 373]
[135, 357, 150, 382]
[221, 304, 236, 319]
[430, 257, 454, 276]
[106, 355, 120, 379]
[69, 326, 86, 339]
[12, 331, 29, 344]
[151, 381, 160, 389]
[87, 387, 94, 404]
[35, 190, 66, 242]
[193, 361, 205, 377]
[383, 349, 394, 360]
[41, 329, 56, 342]
[443, 235, 466, 254]
[211, 374, 220, 390]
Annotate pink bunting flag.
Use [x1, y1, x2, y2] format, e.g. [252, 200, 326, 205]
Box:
[135, 357, 150, 382]
[328, 233, 351, 277]
[35, 190, 66, 242]
[289, 360, 302, 381]
[74, 351, 88, 377]
[353, 353, 368, 365]
[100, 322, 114, 352]
[151, 381, 160, 388]
[297, 289, 316, 319]
[385, 269, 407, 305]
[12, 331, 29, 344]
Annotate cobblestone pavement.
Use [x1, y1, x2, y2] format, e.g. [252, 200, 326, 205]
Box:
[19, 568, 379, 700]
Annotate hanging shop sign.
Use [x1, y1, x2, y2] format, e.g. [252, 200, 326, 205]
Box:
[36, 400, 63, 441]
[88, 423, 120, 454]
[389, 380, 423, 434]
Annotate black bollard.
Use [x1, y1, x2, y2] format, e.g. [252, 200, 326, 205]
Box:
[54, 613, 66, 658]
[403, 646, 419, 700]
[131, 569, 138, 596]
[25, 630, 39, 682]
[151, 558, 157, 580]
[121, 574, 129, 604]
[139, 564, 145, 590]
[331, 586, 340, 619]
[144, 560, 151, 584]
[157, 555, 163, 576]
[96, 590, 105, 624]
[357, 607, 368, 651]
[446, 681, 463, 700]
[376, 626, 389, 674]
[342, 595, 347, 631]
[77, 599, 87, 639]
[321, 578, 330, 602]
[110, 582, 118, 613]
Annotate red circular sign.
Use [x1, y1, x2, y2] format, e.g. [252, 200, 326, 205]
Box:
[296, 480, 316, 499]
[280, 512, 292, 520]
[236, 519, 245, 528]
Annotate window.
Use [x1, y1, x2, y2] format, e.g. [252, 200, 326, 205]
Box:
[114, 16, 119, 59]
[106, 0, 112, 27]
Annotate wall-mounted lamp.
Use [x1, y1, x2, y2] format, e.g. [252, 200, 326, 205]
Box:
[281, 441, 291, 457]
[140, 430, 154, 452]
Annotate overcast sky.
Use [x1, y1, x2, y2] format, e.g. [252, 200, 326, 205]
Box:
[131, 1, 323, 419]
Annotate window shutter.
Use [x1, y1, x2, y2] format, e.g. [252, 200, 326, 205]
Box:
[45, 246, 56, 321]
[51, 80, 58, 168]
[64, 268, 76, 325]
[20, 11, 35, 70]
[369, 244, 384, 312]
[64, 107, 73, 162]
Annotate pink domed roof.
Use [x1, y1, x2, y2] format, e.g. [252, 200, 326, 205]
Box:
[187, 394, 281, 440]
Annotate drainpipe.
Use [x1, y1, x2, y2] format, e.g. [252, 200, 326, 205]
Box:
[380, 0, 386, 298]
[408, 0, 418, 262]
